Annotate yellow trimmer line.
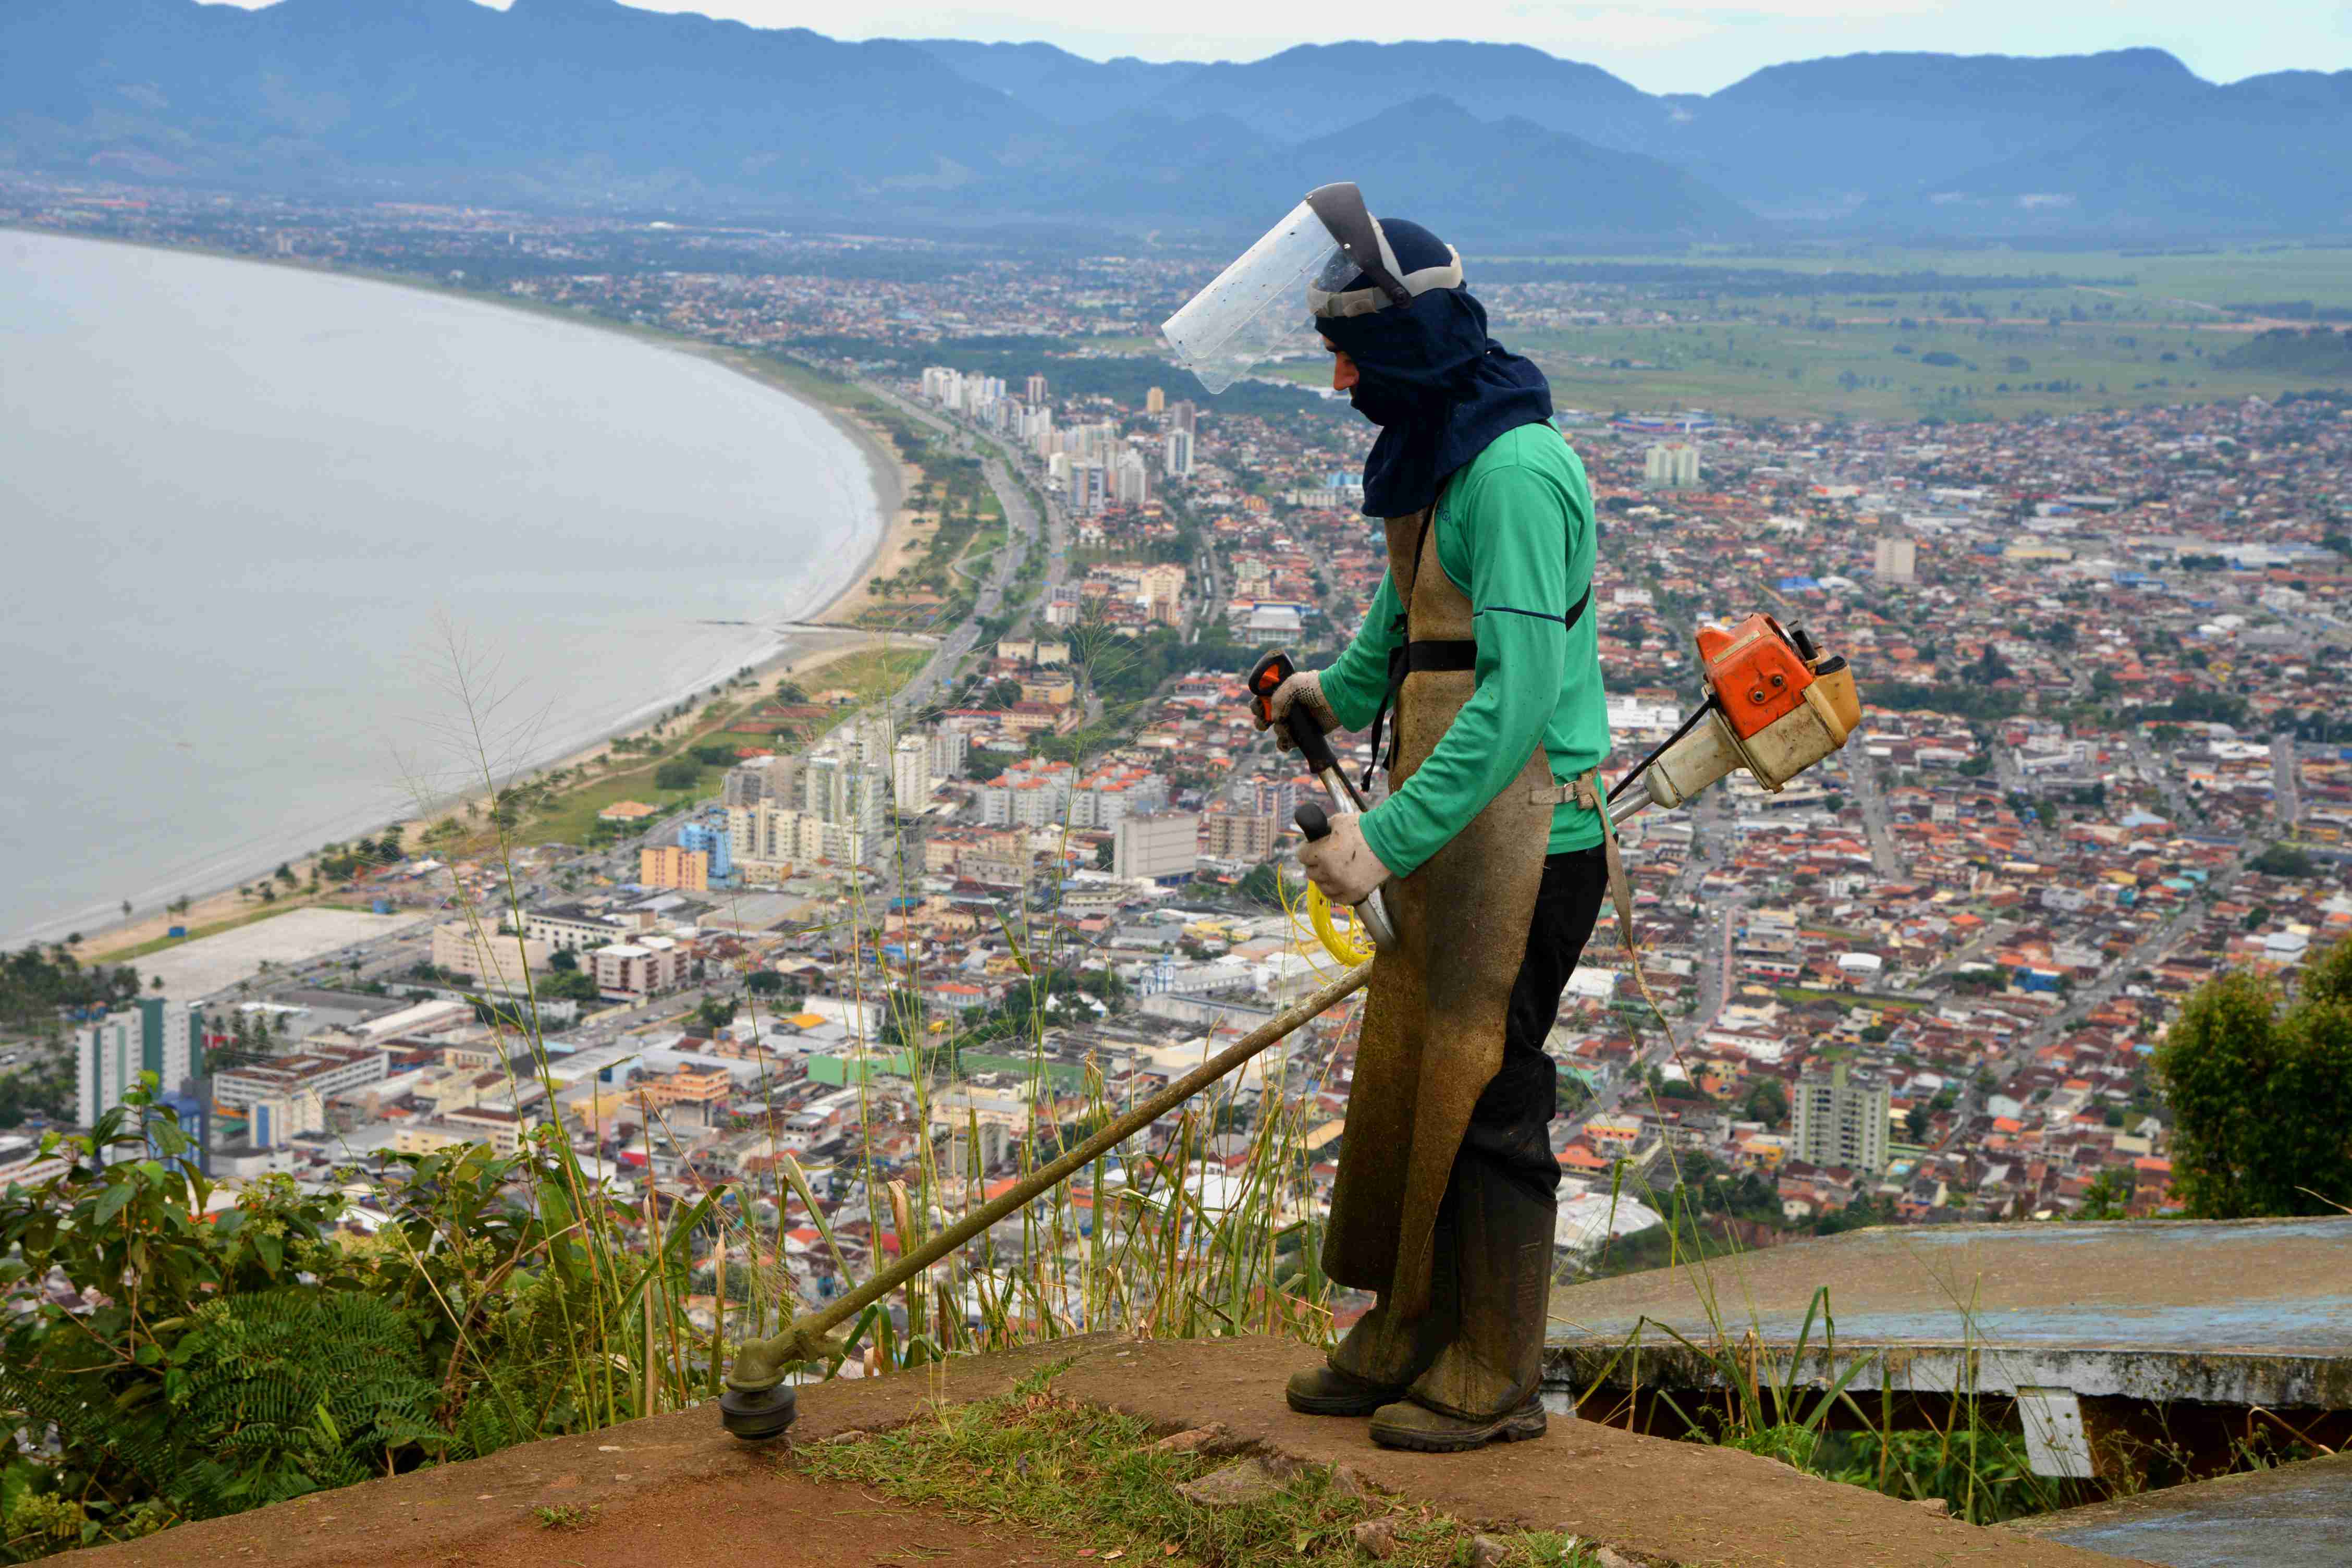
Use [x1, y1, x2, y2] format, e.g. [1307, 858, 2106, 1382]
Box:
[1305, 883, 1377, 966]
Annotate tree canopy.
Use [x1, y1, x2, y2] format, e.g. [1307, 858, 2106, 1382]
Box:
[2153, 936, 2352, 1217]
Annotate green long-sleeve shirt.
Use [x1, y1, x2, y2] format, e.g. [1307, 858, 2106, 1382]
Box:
[1319, 423, 1610, 879]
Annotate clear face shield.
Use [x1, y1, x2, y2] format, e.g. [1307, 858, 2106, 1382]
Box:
[1159, 200, 1352, 395]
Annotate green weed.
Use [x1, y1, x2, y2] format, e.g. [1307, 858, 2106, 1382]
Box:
[800, 1380, 1600, 1568]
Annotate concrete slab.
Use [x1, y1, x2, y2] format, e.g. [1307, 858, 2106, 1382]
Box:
[1546, 1218, 2352, 1408]
[2006, 1451, 2352, 1566]
[134, 906, 435, 1001]
[74, 1336, 2141, 1568]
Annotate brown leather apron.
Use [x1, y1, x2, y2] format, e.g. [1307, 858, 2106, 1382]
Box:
[1319, 498, 1558, 1319]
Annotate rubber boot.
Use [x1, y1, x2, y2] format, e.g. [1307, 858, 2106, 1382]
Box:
[1369, 1153, 1555, 1452]
[1285, 1209, 1458, 1416]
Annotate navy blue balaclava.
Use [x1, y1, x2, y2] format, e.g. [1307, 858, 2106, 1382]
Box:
[1315, 218, 1553, 518]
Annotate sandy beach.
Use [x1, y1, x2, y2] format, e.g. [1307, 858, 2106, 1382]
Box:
[55, 304, 934, 965]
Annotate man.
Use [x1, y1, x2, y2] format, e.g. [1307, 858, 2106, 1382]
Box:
[1253, 211, 1611, 1451]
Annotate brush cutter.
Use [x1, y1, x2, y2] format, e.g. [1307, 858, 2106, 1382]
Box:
[718, 615, 1859, 1438]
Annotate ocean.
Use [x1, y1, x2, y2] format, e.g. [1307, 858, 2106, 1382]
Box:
[0, 229, 885, 947]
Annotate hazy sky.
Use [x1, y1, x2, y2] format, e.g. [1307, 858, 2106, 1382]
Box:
[211, 0, 2349, 94]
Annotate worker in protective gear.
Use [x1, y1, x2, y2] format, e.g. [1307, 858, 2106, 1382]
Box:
[1170, 188, 1610, 1452]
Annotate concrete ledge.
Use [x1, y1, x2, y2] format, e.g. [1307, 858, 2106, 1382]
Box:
[2006, 1451, 2352, 1566]
[1548, 1218, 2352, 1412]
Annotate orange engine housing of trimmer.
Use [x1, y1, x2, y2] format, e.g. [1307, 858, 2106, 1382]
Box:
[1633, 613, 1863, 813]
[1697, 613, 1817, 740]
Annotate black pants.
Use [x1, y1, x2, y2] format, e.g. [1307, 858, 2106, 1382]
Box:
[1460, 844, 1610, 1200]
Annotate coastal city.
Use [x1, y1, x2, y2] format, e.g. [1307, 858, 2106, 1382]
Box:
[5, 180, 2350, 1361]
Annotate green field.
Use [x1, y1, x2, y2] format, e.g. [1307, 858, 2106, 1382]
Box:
[523, 765, 715, 849]
[1262, 243, 2352, 422]
[802, 644, 929, 703]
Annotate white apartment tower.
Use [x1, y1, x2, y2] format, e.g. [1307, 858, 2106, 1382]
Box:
[1793, 1063, 1891, 1174]
[1644, 441, 1701, 489]
[1874, 534, 1919, 585]
[891, 734, 932, 815]
[1115, 450, 1151, 506]
[76, 999, 203, 1127]
[929, 724, 971, 780]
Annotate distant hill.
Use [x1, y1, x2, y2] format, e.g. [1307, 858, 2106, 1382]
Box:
[3, 0, 1048, 205]
[1655, 48, 2214, 215]
[0, 0, 1753, 241]
[1860, 68, 2352, 237]
[914, 39, 1205, 127]
[1126, 41, 1668, 151]
[4, 2, 2348, 240]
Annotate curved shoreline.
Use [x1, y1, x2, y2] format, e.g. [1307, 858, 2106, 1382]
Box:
[2, 231, 923, 958]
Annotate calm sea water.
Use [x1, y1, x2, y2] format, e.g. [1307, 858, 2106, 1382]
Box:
[0, 230, 884, 947]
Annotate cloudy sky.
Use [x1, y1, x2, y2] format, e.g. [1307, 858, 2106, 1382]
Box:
[214, 0, 2348, 94]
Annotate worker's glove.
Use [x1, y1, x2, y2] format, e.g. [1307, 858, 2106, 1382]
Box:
[1257, 668, 1337, 753]
[1298, 812, 1391, 906]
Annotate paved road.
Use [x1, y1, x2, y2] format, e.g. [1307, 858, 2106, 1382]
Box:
[849, 374, 1071, 716]
[2272, 730, 2302, 828]
[1905, 919, 2012, 993]
[1841, 744, 1909, 879]
[2127, 729, 2197, 823]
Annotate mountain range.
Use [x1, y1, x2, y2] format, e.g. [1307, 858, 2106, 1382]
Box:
[6, 0, 2348, 242]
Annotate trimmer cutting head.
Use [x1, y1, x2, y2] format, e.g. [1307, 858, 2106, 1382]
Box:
[718, 1382, 798, 1441]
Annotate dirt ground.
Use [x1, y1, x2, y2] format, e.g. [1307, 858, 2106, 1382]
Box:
[73, 1337, 2150, 1568]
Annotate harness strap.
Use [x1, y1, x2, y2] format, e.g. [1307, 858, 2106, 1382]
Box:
[1362, 580, 1592, 791]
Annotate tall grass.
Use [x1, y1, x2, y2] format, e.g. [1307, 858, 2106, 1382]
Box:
[376, 593, 1353, 1447]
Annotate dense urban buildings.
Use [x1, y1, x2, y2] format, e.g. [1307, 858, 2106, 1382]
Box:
[6, 182, 2348, 1332]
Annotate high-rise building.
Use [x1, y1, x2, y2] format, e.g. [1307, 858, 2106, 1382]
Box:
[1138, 563, 1185, 625]
[639, 845, 710, 891]
[430, 921, 552, 986]
[1203, 809, 1278, 862]
[1070, 460, 1110, 515]
[1873, 534, 1918, 585]
[1170, 401, 1196, 434]
[75, 998, 204, 1128]
[921, 366, 963, 407]
[1146, 386, 1165, 415]
[1644, 441, 1701, 489]
[724, 755, 795, 809]
[798, 754, 887, 835]
[1025, 373, 1048, 408]
[727, 802, 868, 872]
[929, 724, 971, 780]
[678, 819, 733, 880]
[892, 734, 932, 814]
[1793, 1063, 1891, 1174]
[1254, 775, 1303, 822]
[1115, 451, 1150, 507]
[1166, 429, 1194, 478]
[1113, 810, 1200, 880]
[979, 758, 1075, 828]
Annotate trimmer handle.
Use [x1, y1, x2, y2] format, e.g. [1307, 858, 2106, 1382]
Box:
[1247, 651, 1342, 774]
[1291, 804, 1396, 951]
